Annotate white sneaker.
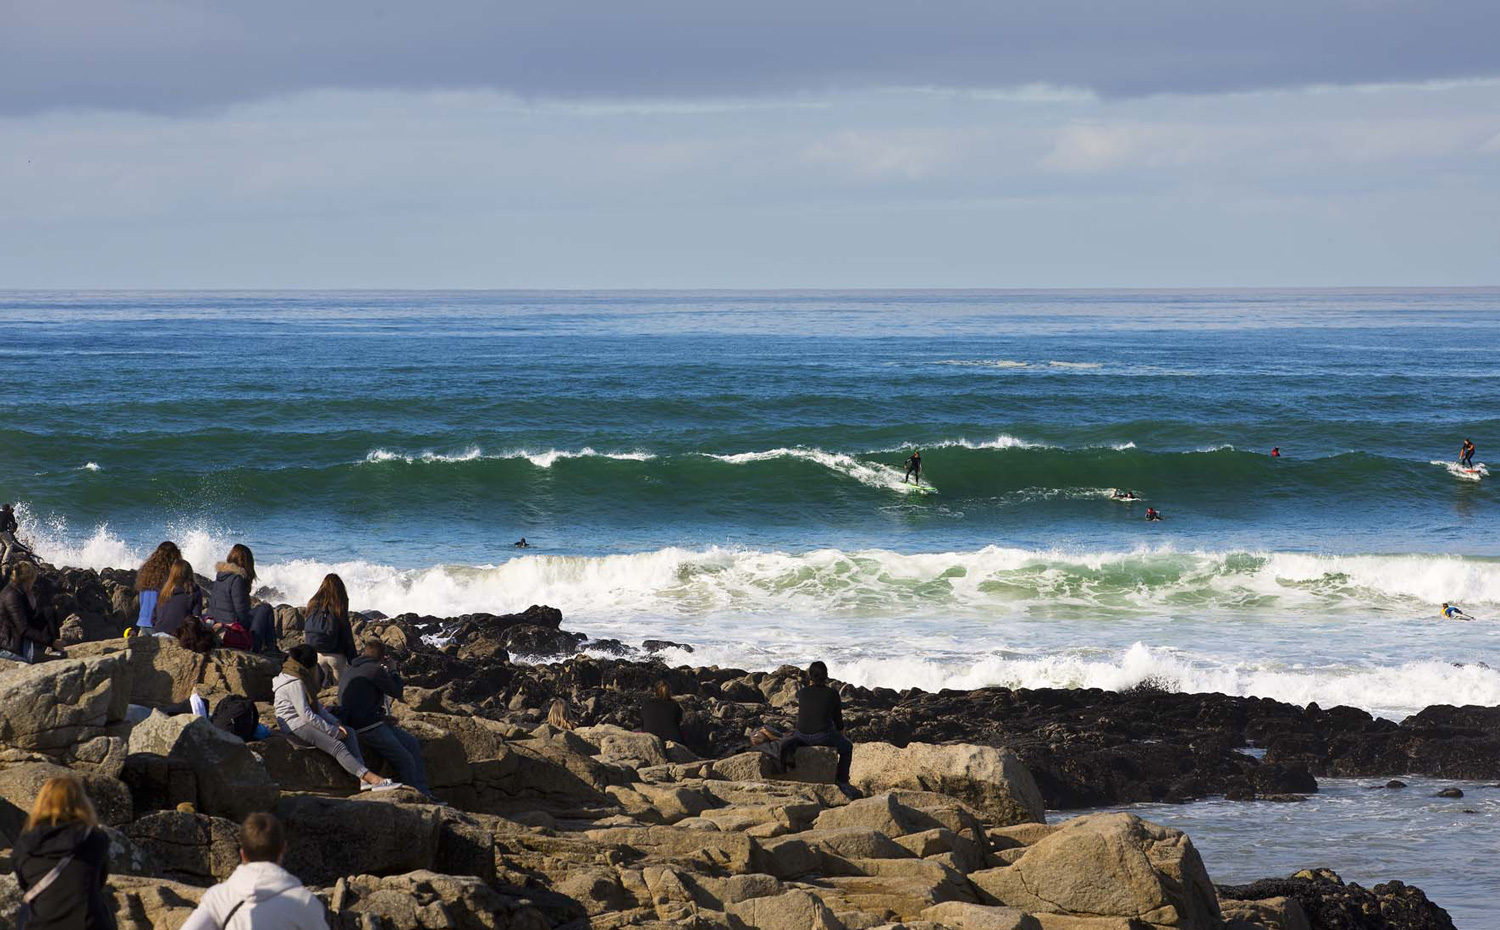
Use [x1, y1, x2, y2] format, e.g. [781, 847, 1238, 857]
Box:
[361, 779, 403, 792]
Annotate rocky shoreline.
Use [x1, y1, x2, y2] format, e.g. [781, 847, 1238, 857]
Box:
[0, 562, 1472, 928]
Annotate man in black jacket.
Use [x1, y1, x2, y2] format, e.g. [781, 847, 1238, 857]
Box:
[783, 661, 855, 784]
[336, 640, 433, 798]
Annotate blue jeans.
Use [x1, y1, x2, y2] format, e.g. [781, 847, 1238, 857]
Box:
[784, 729, 854, 782]
[357, 722, 431, 796]
[248, 603, 277, 653]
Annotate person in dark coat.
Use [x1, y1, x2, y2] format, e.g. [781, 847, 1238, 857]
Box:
[781, 661, 854, 783]
[639, 679, 684, 744]
[0, 562, 63, 663]
[304, 573, 356, 687]
[151, 558, 203, 638]
[337, 640, 432, 797]
[12, 775, 116, 930]
[207, 543, 277, 653]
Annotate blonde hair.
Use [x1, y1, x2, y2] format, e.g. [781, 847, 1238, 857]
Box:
[25, 776, 98, 832]
[159, 559, 195, 598]
[546, 699, 576, 731]
[11, 561, 37, 588]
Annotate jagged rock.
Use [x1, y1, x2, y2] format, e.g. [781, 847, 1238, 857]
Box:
[253, 733, 357, 793]
[0, 652, 131, 751]
[815, 793, 987, 849]
[107, 875, 207, 930]
[0, 761, 133, 832]
[69, 637, 278, 707]
[578, 724, 674, 768]
[125, 711, 279, 819]
[1220, 896, 1311, 930]
[1217, 871, 1456, 930]
[125, 810, 242, 885]
[850, 742, 1045, 827]
[922, 902, 1042, 930]
[279, 795, 443, 886]
[328, 869, 553, 930]
[970, 814, 1219, 929]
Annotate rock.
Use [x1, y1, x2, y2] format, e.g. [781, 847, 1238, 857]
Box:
[970, 813, 1219, 929]
[278, 795, 443, 886]
[577, 724, 672, 768]
[126, 711, 279, 820]
[1220, 896, 1311, 930]
[106, 875, 207, 929]
[714, 752, 779, 782]
[922, 902, 1042, 930]
[850, 742, 1045, 827]
[1218, 871, 1456, 930]
[786, 746, 840, 784]
[0, 762, 133, 830]
[125, 810, 243, 884]
[815, 793, 987, 847]
[68, 637, 277, 706]
[726, 888, 846, 930]
[0, 653, 131, 751]
[252, 733, 356, 793]
[328, 869, 553, 930]
[1434, 787, 1463, 798]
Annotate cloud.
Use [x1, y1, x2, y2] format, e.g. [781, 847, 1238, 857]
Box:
[4, 0, 1498, 115]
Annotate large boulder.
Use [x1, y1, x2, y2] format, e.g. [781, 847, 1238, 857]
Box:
[68, 637, 277, 705]
[725, 888, 846, 930]
[850, 742, 1045, 826]
[126, 711, 279, 819]
[970, 813, 1219, 929]
[125, 810, 243, 885]
[0, 762, 133, 831]
[278, 795, 443, 886]
[327, 870, 552, 930]
[0, 653, 131, 752]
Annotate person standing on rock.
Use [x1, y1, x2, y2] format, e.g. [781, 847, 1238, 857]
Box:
[180, 812, 328, 930]
[131, 540, 180, 636]
[337, 639, 434, 799]
[0, 562, 64, 663]
[273, 644, 402, 793]
[304, 573, 356, 687]
[12, 775, 115, 930]
[785, 661, 855, 784]
[208, 544, 278, 653]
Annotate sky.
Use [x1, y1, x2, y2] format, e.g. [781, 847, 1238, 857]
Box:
[3, 1, 1499, 288]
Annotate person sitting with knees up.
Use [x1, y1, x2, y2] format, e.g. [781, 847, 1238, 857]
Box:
[782, 661, 855, 784]
[337, 639, 434, 799]
[180, 812, 328, 930]
[639, 679, 684, 744]
[273, 644, 400, 793]
[208, 544, 277, 653]
[0, 562, 64, 664]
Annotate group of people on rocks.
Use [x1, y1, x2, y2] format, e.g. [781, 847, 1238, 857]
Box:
[127, 541, 281, 654]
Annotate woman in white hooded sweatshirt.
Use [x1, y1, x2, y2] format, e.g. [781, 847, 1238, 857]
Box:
[272, 644, 399, 792]
[180, 813, 326, 930]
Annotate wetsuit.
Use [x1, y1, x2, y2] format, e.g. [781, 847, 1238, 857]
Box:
[1442, 605, 1469, 620]
[904, 455, 921, 485]
[1461, 443, 1475, 468]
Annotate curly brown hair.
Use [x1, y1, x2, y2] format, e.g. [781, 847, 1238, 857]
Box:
[135, 541, 181, 592]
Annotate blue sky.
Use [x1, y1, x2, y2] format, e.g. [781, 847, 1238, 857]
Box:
[3, 1, 1498, 287]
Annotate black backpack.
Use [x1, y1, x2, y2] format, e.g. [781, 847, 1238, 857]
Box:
[211, 695, 259, 742]
[303, 608, 340, 653]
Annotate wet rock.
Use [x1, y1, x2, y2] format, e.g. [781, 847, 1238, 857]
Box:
[1218, 870, 1456, 930]
[1433, 787, 1463, 798]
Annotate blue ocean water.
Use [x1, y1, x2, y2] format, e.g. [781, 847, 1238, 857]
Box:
[3, 289, 1500, 716]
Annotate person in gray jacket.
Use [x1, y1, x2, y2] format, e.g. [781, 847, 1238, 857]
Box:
[180, 813, 327, 930]
[272, 645, 399, 792]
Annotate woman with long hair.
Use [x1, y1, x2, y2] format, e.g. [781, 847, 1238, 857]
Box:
[0, 562, 63, 663]
[272, 644, 399, 792]
[151, 559, 203, 638]
[12, 775, 115, 929]
[132, 540, 180, 634]
[206, 543, 277, 653]
[303, 573, 355, 686]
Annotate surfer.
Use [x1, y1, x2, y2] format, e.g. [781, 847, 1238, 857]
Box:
[1460, 439, 1476, 469]
[1440, 603, 1473, 621]
[1145, 508, 1162, 522]
[514, 537, 530, 549]
[1271, 447, 1280, 458]
[903, 450, 922, 486]
[1111, 489, 1139, 501]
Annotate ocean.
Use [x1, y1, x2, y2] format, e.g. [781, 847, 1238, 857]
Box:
[6, 288, 1498, 924]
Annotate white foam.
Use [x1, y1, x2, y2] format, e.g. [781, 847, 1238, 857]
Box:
[704, 448, 922, 492]
[936, 359, 1030, 369]
[78, 462, 102, 472]
[1430, 460, 1488, 481]
[362, 447, 654, 468]
[1048, 361, 1103, 369]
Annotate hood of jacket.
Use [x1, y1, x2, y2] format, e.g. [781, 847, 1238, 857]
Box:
[13, 822, 93, 860]
[214, 860, 307, 900]
[215, 561, 249, 580]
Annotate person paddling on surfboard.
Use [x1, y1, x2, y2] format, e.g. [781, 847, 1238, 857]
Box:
[1460, 439, 1476, 469]
[1441, 603, 1473, 621]
[904, 450, 922, 486]
[1270, 447, 1280, 458]
[1145, 508, 1162, 522]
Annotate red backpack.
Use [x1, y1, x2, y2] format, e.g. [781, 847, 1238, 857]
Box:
[217, 622, 253, 651]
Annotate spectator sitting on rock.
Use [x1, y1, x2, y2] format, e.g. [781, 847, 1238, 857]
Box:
[180, 812, 328, 930]
[273, 644, 401, 793]
[131, 540, 180, 636]
[207, 543, 277, 654]
[783, 660, 855, 784]
[304, 572, 356, 687]
[0, 562, 64, 664]
[547, 698, 577, 730]
[337, 639, 434, 799]
[639, 679, 684, 744]
[151, 558, 203, 638]
[13, 774, 115, 930]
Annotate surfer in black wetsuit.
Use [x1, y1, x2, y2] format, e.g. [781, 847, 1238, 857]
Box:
[514, 537, 530, 549]
[1460, 439, 1475, 468]
[904, 450, 922, 485]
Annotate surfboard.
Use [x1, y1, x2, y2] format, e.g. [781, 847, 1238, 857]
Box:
[1433, 460, 1487, 481]
[1110, 496, 1145, 502]
[902, 483, 938, 494]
